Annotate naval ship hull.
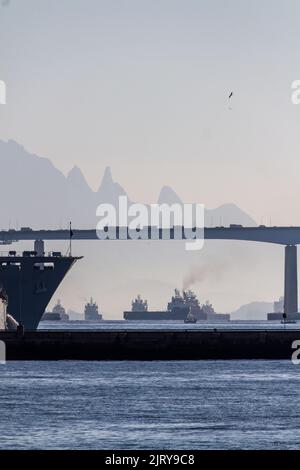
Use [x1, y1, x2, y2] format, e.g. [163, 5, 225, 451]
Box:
[124, 310, 190, 321]
[0, 254, 81, 330]
[124, 309, 230, 321]
[124, 308, 205, 321]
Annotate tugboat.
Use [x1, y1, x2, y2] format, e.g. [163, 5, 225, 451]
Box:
[84, 298, 102, 321]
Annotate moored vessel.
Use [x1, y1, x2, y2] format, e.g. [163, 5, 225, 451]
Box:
[124, 289, 230, 321]
[0, 240, 82, 330]
[84, 298, 103, 321]
[42, 299, 69, 321]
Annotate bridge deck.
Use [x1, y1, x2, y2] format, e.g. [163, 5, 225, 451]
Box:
[1, 226, 300, 244]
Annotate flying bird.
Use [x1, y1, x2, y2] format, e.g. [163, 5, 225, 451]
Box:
[228, 91, 234, 110]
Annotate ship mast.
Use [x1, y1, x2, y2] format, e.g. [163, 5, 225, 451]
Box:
[69, 221, 73, 257]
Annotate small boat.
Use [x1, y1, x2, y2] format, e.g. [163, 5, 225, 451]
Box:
[281, 313, 297, 324]
[184, 310, 197, 324]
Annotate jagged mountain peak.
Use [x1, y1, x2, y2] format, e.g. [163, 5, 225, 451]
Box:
[97, 166, 127, 201]
[67, 165, 92, 195]
[158, 186, 182, 205]
[68, 165, 86, 182]
[99, 166, 114, 189]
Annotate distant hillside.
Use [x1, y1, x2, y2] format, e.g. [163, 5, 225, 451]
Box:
[231, 301, 274, 320]
[0, 140, 256, 229]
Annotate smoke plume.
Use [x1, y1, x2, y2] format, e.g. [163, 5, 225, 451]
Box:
[183, 261, 226, 290]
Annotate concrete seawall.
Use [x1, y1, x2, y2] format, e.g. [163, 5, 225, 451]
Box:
[0, 330, 300, 360]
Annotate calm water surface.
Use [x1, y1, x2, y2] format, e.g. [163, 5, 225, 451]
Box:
[0, 360, 299, 449]
[39, 319, 300, 331]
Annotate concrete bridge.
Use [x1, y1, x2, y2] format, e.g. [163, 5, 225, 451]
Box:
[1, 225, 300, 316]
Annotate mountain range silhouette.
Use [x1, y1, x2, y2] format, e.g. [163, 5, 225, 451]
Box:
[0, 139, 274, 319]
[0, 139, 256, 229]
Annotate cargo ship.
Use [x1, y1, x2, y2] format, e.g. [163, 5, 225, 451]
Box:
[0, 240, 82, 330]
[124, 289, 230, 321]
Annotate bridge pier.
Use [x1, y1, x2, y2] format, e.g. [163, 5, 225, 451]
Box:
[284, 245, 298, 315]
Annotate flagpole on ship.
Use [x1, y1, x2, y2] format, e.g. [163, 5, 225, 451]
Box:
[69, 221, 73, 257]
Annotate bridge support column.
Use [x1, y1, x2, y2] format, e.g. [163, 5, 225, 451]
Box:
[284, 245, 298, 314]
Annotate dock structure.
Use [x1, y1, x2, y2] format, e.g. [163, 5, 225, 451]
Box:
[0, 329, 299, 360]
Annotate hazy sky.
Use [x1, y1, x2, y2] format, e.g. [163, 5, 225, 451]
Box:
[1, 0, 300, 224]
